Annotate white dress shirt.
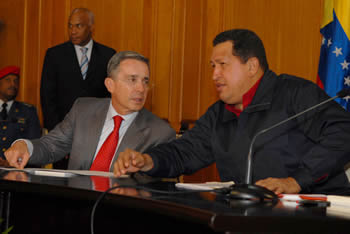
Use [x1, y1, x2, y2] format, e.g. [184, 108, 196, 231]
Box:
[74, 39, 93, 66]
[0, 99, 14, 113]
[93, 102, 138, 161]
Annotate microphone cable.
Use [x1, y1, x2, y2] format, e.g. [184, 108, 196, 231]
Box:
[90, 184, 214, 234]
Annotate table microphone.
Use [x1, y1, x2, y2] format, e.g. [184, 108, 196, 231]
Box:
[221, 88, 350, 202]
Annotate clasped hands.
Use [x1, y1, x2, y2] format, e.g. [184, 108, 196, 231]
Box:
[113, 148, 154, 177]
[114, 148, 301, 194]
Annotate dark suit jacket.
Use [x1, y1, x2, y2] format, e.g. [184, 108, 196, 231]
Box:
[0, 101, 41, 158]
[40, 41, 116, 131]
[30, 98, 176, 171]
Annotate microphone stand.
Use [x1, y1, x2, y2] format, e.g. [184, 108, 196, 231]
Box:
[221, 89, 350, 202]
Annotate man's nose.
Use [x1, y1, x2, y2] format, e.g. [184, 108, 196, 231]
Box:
[70, 26, 77, 34]
[10, 80, 18, 88]
[212, 67, 221, 80]
[135, 80, 146, 92]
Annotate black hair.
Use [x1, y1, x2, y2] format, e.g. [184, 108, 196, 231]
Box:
[213, 29, 268, 71]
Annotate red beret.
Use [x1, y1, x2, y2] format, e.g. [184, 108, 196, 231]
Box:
[0, 66, 20, 79]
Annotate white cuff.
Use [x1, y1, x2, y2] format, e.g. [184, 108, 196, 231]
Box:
[12, 139, 33, 156]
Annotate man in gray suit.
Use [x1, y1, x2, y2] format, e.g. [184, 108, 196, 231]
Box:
[5, 51, 175, 171]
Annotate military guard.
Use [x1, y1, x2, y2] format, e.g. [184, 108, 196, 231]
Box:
[0, 66, 41, 160]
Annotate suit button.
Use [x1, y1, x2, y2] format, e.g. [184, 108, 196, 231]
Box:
[2, 137, 6, 141]
[2, 148, 6, 152]
[2, 126, 6, 130]
[20, 128, 24, 131]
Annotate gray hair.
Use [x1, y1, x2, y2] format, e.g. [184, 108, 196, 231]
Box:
[107, 51, 150, 78]
[70, 8, 95, 25]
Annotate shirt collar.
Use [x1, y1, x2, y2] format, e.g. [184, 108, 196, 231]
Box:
[0, 99, 14, 111]
[74, 39, 94, 55]
[107, 102, 138, 122]
[225, 74, 263, 116]
[74, 39, 93, 52]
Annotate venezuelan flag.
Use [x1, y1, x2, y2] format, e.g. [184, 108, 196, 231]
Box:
[317, 0, 350, 111]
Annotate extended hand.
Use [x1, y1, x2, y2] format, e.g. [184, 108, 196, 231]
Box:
[255, 177, 301, 194]
[4, 140, 30, 169]
[113, 148, 154, 177]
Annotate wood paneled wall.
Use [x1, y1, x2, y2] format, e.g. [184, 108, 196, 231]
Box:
[0, 0, 324, 182]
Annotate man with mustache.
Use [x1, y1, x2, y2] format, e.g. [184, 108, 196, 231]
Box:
[114, 29, 350, 195]
[5, 51, 175, 172]
[0, 66, 41, 161]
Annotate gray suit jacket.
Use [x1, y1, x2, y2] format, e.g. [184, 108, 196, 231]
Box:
[29, 98, 175, 171]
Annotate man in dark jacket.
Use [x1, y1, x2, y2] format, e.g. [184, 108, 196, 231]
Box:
[40, 8, 116, 169]
[0, 66, 41, 160]
[41, 8, 116, 131]
[113, 29, 350, 194]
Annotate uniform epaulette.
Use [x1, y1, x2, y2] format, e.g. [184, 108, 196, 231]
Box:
[21, 102, 34, 108]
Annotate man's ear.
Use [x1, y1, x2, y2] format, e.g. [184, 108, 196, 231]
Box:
[90, 24, 95, 36]
[247, 57, 259, 76]
[104, 77, 114, 93]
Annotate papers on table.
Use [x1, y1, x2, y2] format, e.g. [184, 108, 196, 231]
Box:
[0, 167, 129, 178]
[279, 194, 330, 208]
[328, 195, 350, 207]
[278, 194, 350, 215]
[279, 194, 327, 202]
[327, 195, 350, 219]
[175, 181, 235, 191]
[30, 169, 77, 178]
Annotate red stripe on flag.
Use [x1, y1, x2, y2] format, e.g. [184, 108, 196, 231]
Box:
[316, 74, 324, 89]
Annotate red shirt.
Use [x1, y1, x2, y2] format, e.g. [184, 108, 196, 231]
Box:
[225, 76, 263, 117]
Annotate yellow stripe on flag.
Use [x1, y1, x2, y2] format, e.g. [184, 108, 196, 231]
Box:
[334, 0, 350, 38]
[322, 0, 350, 39]
[321, 0, 334, 28]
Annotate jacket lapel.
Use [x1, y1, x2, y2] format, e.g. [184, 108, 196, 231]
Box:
[222, 70, 277, 122]
[245, 70, 277, 113]
[85, 100, 110, 166]
[85, 41, 98, 81]
[8, 101, 18, 117]
[67, 42, 83, 79]
[110, 109, 149, 168]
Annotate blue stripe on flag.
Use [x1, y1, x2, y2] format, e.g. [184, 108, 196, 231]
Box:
[318, 10, 350, 111]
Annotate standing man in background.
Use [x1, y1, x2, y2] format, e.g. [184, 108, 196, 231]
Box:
[0, 66, 41, 162]
[40, 8, 116, 169]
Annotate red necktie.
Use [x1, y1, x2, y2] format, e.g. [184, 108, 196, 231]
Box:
[91, 176, 110, 191]
[90, 115, 123, 171]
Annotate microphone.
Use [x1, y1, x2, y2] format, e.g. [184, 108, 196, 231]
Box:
[222, 88, 350, 202]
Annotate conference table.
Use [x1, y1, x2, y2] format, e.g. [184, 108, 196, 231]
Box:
[0, 168, 349, 234]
